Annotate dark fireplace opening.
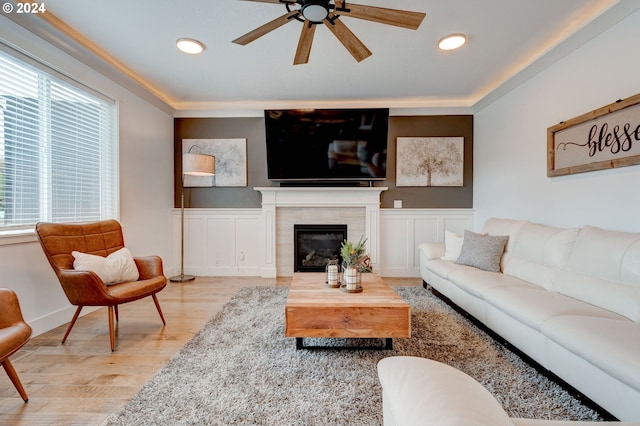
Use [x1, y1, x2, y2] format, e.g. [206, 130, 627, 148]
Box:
[294, 224, 347, 272]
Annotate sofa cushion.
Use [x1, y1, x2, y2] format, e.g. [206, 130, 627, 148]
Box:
[483, 286, 626, 331]
[426, 258, 476, 281]
[448, 268, 531, 298]
[456, 230, 509, 272]
[555, 226, 640, 322]
[503, 223, 579, 290]
[541, 315, 640, 391]
[377, 356, 514, 426]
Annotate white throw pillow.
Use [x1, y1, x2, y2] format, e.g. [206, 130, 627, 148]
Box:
[72, 247, 140, 284]
[442, 230, 464, 261]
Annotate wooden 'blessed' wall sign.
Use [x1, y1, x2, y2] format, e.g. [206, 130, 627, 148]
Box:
[547, 93, 640, 177]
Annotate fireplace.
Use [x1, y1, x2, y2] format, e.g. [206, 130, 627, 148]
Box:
[255, 187, 387, 277]
[294, 224, 347, 272]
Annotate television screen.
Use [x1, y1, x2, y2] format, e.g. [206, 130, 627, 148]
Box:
[264, 108, 389, 182]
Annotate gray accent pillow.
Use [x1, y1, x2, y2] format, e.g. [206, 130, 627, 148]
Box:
[455, 230, 509, 272]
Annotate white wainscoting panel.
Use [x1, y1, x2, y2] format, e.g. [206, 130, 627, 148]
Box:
[174, 208, 262, 277]
[174, 207, 473, 278]
[380, 209, 474, 277]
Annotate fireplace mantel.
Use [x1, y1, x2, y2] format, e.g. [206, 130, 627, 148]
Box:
[255, 187, 388, 277]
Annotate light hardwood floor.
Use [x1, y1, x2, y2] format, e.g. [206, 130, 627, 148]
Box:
[0, 276, 422, 425]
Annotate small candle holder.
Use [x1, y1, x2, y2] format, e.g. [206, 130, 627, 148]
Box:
[342, 265, 362, 292]
[325, 259, 341, 288]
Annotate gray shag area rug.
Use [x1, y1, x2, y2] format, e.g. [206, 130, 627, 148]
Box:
[107, 286, 603, 425]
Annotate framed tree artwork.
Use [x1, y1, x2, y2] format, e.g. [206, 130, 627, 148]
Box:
[396, 137, 464, 186]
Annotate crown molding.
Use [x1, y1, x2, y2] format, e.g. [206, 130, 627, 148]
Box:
[2, 4, 175, 115]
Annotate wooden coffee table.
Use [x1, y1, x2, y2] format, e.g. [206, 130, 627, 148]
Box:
[285, 272, 411, 349]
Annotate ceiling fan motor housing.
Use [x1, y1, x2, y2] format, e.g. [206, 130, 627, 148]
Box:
[301, 0, 331, 23]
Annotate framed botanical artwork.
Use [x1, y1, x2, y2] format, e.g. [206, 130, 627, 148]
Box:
[547, 93, 640, 177]
[396, 137, 464, 186]
[182, 139, 247, 187]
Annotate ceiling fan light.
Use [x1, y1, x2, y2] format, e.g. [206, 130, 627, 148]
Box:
[438, 34, 467, 51]
[176, 38, 205, 55]
[301, 3, 329, 23]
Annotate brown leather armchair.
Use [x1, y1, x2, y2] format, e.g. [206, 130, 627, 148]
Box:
[35, 220, 167, 351]
[0, 288, 32, 402]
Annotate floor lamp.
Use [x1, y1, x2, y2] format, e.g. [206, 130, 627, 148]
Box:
[170, 151, 215, 283]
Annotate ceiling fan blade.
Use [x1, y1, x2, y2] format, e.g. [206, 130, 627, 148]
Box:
[336, 3, 426, 30]
[294, 22, 317, 65]
[323, 15, 372, 62]
[232, 10, 299, 45]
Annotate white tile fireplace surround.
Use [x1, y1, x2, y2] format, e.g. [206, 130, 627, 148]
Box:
[255, 187, 387, 278]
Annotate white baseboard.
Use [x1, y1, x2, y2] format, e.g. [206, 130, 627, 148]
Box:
[29, 304, 100, 338]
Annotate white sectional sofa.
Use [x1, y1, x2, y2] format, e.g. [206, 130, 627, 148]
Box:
[418, 218, 640, 421]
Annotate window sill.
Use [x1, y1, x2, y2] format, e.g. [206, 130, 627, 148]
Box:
[0, 229, 38, 246]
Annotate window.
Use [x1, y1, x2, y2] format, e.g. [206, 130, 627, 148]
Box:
[0, 48, 117, 230]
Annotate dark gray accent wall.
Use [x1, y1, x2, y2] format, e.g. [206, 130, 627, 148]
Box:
[384, 115, 474, 208]
[174, 115, 473, 208]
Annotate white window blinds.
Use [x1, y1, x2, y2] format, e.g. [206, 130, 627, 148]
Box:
[0, 48, 117, 230]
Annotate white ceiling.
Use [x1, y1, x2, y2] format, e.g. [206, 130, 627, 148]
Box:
[13, 0, 638, 113]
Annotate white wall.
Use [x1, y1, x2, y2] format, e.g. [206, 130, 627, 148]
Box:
[0, 16, 175, 336]
[474, 9, 640, 233]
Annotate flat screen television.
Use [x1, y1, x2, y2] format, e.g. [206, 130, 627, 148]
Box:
[264, 108, 389, 182]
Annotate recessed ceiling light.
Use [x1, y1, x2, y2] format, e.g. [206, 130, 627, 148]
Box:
[438, 34, 467, 51]
[176, 38, 205, 55]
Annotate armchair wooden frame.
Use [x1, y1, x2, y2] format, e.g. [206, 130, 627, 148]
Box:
[0, 288, 32, 402]
[35, 220, 167, 351]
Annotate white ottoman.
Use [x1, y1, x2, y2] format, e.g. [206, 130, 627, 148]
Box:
[377, 356, 640, 426]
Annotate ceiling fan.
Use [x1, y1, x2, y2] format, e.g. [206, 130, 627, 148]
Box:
[233, 0, 426, 65]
